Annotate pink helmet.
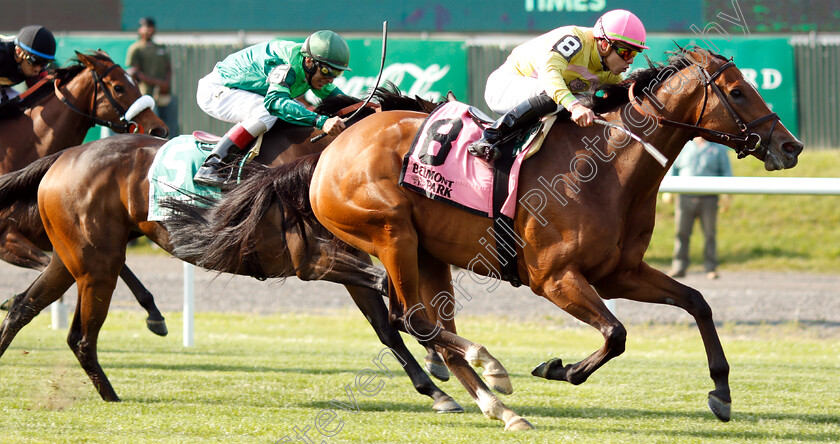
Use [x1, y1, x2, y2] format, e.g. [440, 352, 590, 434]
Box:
[593, 9, 649, 50]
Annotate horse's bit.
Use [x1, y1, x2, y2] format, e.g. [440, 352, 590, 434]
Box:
[630, 58, 780, 159]
[54, 63, 155, 134]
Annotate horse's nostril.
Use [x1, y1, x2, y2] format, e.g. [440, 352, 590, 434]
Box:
[151, 127, 169, 138]
[783, 142, 803, 156]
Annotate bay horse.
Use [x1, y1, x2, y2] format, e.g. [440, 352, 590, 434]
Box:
[308, 47, 803, 429]
[0, 89, 462, 413]
[0, 50, 169, 335]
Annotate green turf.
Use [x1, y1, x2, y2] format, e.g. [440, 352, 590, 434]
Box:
[1, 311, 838, 443]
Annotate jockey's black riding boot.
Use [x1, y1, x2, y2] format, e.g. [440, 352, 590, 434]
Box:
[468, 93, 559, 161]
[194, 122, 260, 188]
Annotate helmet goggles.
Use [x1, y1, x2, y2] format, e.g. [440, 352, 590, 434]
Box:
[316, 62, 344, 79]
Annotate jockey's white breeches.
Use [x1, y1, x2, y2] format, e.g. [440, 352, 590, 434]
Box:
[483, 64, 549, 115]
[196, 69, 277, 132]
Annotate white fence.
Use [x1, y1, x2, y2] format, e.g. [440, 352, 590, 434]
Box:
[47, 176, 840, 345]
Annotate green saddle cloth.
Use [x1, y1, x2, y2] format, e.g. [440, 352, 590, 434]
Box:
[147, 135, 222, 221]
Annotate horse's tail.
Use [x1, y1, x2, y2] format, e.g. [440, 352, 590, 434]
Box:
[0, 151, 63, 212]
[162, 153, 330, 278]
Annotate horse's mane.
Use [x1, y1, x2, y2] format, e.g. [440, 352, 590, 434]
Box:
[579, 47, 729, 114]
[52, 50, 114, 83]
[313, 82, 438, 122]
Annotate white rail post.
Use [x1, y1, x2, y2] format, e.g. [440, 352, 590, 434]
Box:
[50, 294, 68, 330]
[183, 262, 194, 347]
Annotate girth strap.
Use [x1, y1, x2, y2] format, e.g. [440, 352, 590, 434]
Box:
[491, 144, 522, 287]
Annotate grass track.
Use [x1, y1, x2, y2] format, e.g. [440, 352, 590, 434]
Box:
[2, 311, 838, 443]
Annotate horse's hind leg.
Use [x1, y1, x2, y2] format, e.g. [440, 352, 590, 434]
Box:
[344, 284, 462, 413]
[594, 262, 731, 422]
[388, 251, 532, 430]
[66, 269, 122, 401]
[530, 267, 627, 385]
[118, 265, 168, 336]
[422, 343, 449, 381]
[0, 254, 75, 357]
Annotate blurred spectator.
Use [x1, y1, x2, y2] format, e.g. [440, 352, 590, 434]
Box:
[126, 16, 178, 135]
[666, 136, 733, 280]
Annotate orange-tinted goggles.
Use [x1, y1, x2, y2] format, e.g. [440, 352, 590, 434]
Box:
[612, 44, 639, 62]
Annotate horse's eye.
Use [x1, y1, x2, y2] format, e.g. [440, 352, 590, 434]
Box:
[729, 88, 742, 98]
[114, 84, 125, 94]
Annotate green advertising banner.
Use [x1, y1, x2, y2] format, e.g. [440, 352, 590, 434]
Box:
[49, 36, 469, 141]
[315, 39, 468, 104]
[633, 36, 798, 136]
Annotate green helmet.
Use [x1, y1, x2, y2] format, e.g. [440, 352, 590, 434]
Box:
[301, 30, 351, 71]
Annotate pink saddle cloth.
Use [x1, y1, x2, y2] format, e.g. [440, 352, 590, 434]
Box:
[399, 102, 529, 218]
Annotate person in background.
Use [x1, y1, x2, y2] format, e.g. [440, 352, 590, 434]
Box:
[0, 25, 55, 106]
[666, 136, 733, 280]
[126, 16, 178, 135]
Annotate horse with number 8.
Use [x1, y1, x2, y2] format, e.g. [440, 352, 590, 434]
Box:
[309, 47, 803, 429]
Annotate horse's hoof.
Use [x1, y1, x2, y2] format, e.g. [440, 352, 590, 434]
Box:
[0, 298, 11, 311]
[484, 372, 513, 395]
[505, 416, 535, 431]
[531, 358, 563, 380]
[433, 396, 464, 413]
[708, 392, 732, 422]
[424, 357, 450, 382]
[146, 319, 168, 337]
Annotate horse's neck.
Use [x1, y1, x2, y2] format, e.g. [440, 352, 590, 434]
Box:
[31, 75, 96, 155]
[607, 81, 705, 201]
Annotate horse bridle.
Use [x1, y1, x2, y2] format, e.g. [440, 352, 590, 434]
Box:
[53, 62, 155, 133]
[629, 59, 780, 159]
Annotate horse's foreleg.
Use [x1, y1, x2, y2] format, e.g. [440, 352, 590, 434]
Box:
[344, 284, 462, 413]
[594, 262, 730, 422]
[0, 255, 74, 357]
[531, 267, 627, 385]
[118, 265, 167, 336]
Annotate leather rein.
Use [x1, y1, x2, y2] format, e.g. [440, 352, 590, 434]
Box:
[628, 61, 780, 159]
[53, 63, 150, 133]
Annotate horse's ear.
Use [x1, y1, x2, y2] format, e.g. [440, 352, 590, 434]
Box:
[446, 91, 457, 102]
[683, 48, 710, 69]
[76, 52, 97, 69]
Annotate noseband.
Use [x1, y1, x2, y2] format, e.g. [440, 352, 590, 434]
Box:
[54, 62, 155, 133]
[630, 60, 780, 159]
